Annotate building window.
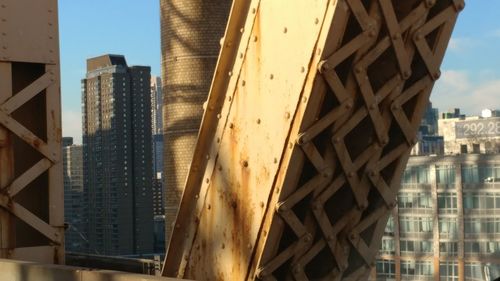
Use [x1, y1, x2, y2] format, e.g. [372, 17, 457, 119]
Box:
[398, 192, 432, 209]
[402, 166, 430, 184]
[401, 260, 433, 278]
[440, 261, 458, 281]
[465, 263, 484, 281]
[460, 144, 468, 154]
[462, 164, 500, 183]
[438, 193, 457, 213]
[400, 217, 433, 234]
[385, 216, 394, 235]
[400, 240, 415, 253]
[439, 241, 458, 256]
[464, 192, 500, 210]
[376, 260, 395, 279]
[439, 218, 458, 239]
[380, 237, 395, 255]
[436, 165, 456, 185]
[464, 218, 500, 235]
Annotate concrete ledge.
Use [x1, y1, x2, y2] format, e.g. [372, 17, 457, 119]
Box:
[0, 259, 188, 281]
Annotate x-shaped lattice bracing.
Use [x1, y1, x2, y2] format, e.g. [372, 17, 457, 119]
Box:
[257, 0, 464, 280]
[0, 66, 60, 245]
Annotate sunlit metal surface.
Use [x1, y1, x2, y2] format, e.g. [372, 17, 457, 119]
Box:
[0, 0, 64, 264]
[164, 0, 464, 280]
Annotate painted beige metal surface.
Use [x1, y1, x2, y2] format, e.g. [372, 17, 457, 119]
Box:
[165, 0, 463, 280]
[0, 259, 189, 281]
[0, 0, 64, 264]
[0, 0, 58, 64]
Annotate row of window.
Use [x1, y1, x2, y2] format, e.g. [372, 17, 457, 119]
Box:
[401, 164, 500, 185]
[397, 192, 500, 211]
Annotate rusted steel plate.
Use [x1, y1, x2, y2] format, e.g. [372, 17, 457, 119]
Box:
[165, 0, 463, 280]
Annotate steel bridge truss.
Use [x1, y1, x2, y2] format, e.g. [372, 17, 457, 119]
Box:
[164, 0, 463, 280]
[0, 0, 64, 264]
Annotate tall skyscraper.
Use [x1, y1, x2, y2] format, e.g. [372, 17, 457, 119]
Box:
[160, 0, 232, 244]
[150, 77, 164, 217]
[151, 76, 163, 136]
[62, 137, 85, 252]
[82, 54, 154, 255]
[151, 77, 165, 253]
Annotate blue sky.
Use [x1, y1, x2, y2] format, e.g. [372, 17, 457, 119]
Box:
[59, 1, 500, 143]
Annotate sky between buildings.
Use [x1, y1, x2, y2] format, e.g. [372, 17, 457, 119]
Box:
[59, 0, 500, 144]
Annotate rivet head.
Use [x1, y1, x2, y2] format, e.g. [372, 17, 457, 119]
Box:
[285, 112, 290, 119]
[403, 70, 412, 79]
[314, 18, 319, 25]
[242, 80, 246, 86]
[240, 28, 244, 33]
[243, 160, 249, 167]
[253, 35, 258, 42]
[229, 123, 234, 129]
[270, 74, 274, 80]
[283, 27, 288, 33]
[433, 71, 441, 80]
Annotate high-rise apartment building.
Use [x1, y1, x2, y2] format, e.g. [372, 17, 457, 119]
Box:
[150, 77, 164, 217]
[62, 137, 84, 252]
[151, 76, 163, 136]
[82, 54, 154, 255]
[373, 154, 500, 281]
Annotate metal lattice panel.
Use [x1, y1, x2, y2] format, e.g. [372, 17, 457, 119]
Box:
[164, 0, 463, 280]
[0, 0, 63, 264]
